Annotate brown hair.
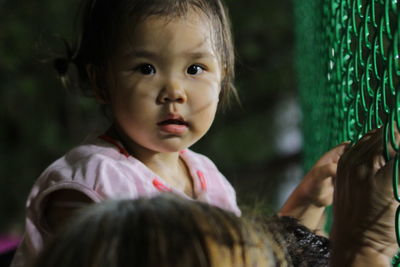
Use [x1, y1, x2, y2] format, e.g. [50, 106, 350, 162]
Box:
[56, 0, 237, 107]
[33, 195, 288, 267]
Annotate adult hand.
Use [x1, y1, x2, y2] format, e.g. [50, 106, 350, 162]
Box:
[331, 127, 399, 266]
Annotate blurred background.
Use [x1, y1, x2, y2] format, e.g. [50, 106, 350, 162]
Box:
[0, 0, 301, 237]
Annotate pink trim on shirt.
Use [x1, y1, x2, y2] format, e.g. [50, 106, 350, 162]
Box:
[152, 179, 172, 192]
[196, 170, 207, 191]
[98, 135, 130, 158]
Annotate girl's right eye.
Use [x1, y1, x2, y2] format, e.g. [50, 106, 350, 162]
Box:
[135, 64, 156, 75]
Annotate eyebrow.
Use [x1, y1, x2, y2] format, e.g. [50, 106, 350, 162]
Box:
[184, 51, 215, 60]
[124, 37, 217, 59]
[126, 49, 216, 60]
[125, 50, 158, 59]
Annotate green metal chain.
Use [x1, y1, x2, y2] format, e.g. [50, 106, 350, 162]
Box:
[294, 0, 400, 265]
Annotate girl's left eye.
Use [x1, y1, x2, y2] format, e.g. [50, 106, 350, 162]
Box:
[135, 63, 156, 75]
[187, 64, 205, 75]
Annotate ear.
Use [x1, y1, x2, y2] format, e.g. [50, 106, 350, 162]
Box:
[86, 64, 108, 104]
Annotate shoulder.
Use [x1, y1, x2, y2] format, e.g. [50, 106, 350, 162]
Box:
[29, 139, 148, 206]
[38, 141, 127, 190]
[26, 139, 158, 233]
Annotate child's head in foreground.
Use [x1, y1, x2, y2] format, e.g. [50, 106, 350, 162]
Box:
[33, 195, 288, 267]
[60, 0, 237, 153]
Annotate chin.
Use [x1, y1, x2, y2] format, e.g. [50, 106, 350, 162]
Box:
[161, 144, 190, 153]
[153, 140, 196, 153]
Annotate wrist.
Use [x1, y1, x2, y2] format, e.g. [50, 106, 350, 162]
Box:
[279, 199, 325, 230]
[331, 217, 398, 260]
[331, 225, 397, 267]
[331, 244, 393, 267]
[280, 185, 325, 213]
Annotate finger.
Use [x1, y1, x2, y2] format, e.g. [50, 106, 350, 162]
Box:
[385, 121, 400, 159]
[359, 127, 381, 141]
[309, 162, 338, 182]
[344, 128, 384, 166]
[376, 157, 399, 196]
[352, 128, 383, 154]
[315, 142, 351, 166]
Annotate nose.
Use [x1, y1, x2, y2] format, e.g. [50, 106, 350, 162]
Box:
[157, 78, 187, 104]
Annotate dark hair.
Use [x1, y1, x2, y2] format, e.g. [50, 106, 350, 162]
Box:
[33, 195, 288, 267]
[55, 0, 237, 107]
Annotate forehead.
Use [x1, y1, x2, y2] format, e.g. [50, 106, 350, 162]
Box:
[117, 11, 217, 56]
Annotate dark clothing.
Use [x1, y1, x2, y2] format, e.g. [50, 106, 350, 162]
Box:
[270, 216, 330, 267]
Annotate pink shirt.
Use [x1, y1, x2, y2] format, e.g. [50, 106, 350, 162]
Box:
[11, 137, 240, 267]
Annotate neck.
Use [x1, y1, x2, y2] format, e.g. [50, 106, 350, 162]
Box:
[142, 152, 182, 177]
[107, 125, 193, 195]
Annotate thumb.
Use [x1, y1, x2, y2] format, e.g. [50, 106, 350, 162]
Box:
[315, 142, 351, 166]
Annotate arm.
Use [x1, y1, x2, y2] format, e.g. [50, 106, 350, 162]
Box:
[279, 143, 348, 231]
[330, 128, 398, 266]
[44, 189, 93, 233]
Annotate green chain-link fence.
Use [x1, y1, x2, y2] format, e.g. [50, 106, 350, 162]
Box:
[294, 0, 400, 265]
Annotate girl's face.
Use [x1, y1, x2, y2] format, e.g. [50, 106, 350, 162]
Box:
[106, 11, 222, 155]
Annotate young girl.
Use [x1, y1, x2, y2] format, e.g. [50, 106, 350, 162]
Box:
[11, 0, 346, 266]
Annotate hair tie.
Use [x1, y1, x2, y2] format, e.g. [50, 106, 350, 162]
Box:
[54, 57, 70, 76]
[54, 39, 75, 77]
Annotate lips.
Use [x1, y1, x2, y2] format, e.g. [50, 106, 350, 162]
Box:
[157, 115, 189, 134]
[157, 119, 188, 126]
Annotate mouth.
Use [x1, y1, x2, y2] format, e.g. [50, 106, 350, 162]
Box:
[157, 119, 189, 126]
[157, 115, 189, 134]
[157, 114, 189, 126]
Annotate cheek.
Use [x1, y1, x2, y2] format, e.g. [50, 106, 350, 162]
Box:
[188, 82, 220, 133]
[188, 79, 221, 111]
[111, 80, 158, 110]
